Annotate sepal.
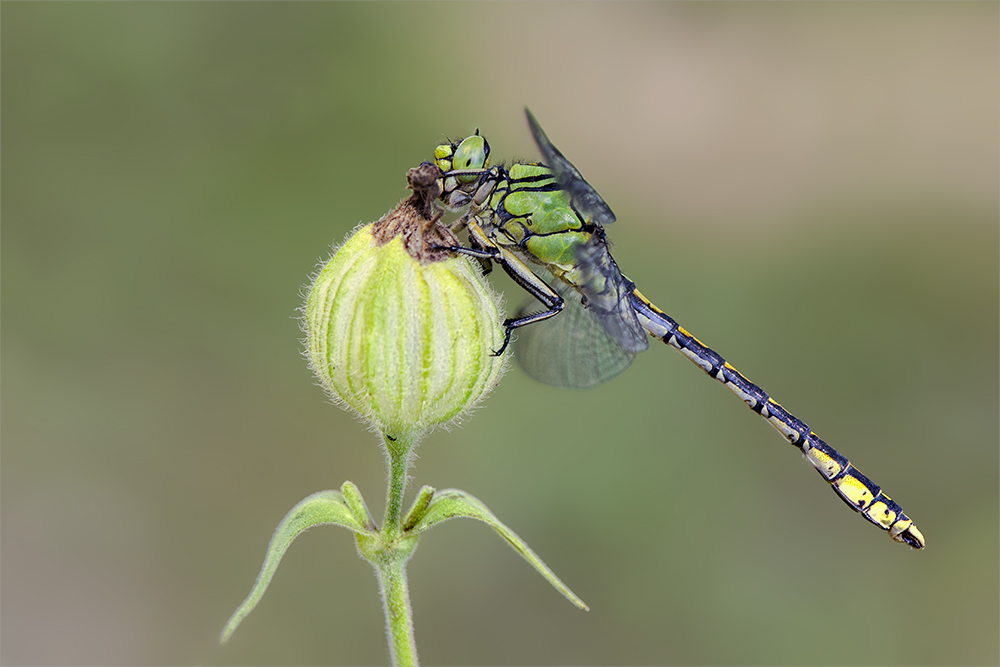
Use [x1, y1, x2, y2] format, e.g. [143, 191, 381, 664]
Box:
[405, 488, 588, 610]
[220, 483, 376, 644]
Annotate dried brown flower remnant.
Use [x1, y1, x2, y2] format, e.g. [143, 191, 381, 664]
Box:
[373, 162, 458, 264]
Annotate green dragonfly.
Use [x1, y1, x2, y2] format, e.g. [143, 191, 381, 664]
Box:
[432, 108, 925, 550]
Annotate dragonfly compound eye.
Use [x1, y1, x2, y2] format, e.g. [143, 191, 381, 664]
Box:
[451, 135, 490, 183]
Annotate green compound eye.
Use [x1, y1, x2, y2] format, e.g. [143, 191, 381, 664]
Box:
[451, 134, 490, 183]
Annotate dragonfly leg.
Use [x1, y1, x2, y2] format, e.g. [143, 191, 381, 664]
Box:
[436, 216, 568, 355]
[490, 250, 565, 355]
[495, 304, 562, 355]
[441, 243, 497, 260]
[440, 241, 496, 278]
[448, 213, 470, 235]
[436, 245, 563, 354]
[466, 220, 567, 354]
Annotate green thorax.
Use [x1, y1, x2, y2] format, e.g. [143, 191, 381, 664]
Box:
[485, 162, 593, 272]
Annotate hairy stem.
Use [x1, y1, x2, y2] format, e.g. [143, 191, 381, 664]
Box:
[381, 432, 412, 542]
[374, 554, 418, 666]
[372, 430, 419, 665]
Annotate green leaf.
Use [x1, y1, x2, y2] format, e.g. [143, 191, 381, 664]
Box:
[220, 485, 374, 644]
[407, 488, 589, 611]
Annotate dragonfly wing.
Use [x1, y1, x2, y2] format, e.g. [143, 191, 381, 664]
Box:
[513, 278, 636, 388]
[525, 108, 617, 226]
[576, 235, 650, 355]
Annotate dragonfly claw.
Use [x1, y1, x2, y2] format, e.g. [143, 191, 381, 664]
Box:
[492, 323, 516, 356]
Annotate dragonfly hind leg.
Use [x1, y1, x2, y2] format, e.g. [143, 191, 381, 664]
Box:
[480, 246, 565, 355]
[443, 244, 564, 354]
[437, 218, 565, 356]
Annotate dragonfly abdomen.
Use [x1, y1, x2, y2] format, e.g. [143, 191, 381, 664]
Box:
[627, 287, 925, 549]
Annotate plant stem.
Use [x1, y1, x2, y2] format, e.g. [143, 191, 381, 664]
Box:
[381, 432, 412, 543]
[373, 431, 419, 666]
[373, 554, 418, 666]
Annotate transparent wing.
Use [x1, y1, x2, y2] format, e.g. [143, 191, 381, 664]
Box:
[575, 235, 650, 355]
[525, 108, 617, 226]
[513, 276, 637, 389]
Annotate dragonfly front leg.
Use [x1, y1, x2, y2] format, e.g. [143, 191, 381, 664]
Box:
[447, 212, 471, 235]
[442, 214, 494, 275]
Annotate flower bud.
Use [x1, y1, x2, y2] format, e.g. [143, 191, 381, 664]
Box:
[305, 173, 506, 441]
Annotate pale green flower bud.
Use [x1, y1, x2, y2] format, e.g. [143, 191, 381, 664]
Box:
[305, 169, 506, 442]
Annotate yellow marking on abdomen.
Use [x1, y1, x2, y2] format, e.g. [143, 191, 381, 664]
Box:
[834, 473, 875, 509]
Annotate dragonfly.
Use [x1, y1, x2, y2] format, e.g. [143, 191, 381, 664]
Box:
[431, 108, 925, 550]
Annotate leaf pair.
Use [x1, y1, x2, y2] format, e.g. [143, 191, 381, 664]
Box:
[220, 482, 587, 645]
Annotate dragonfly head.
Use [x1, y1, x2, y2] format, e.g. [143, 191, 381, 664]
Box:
[434, 131, 493, 210]
[435, 131, 491, 177]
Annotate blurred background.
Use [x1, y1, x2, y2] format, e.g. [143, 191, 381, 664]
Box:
[2, 3, 997, 665]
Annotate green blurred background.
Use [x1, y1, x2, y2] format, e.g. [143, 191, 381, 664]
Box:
[3, 3, 997, 665]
